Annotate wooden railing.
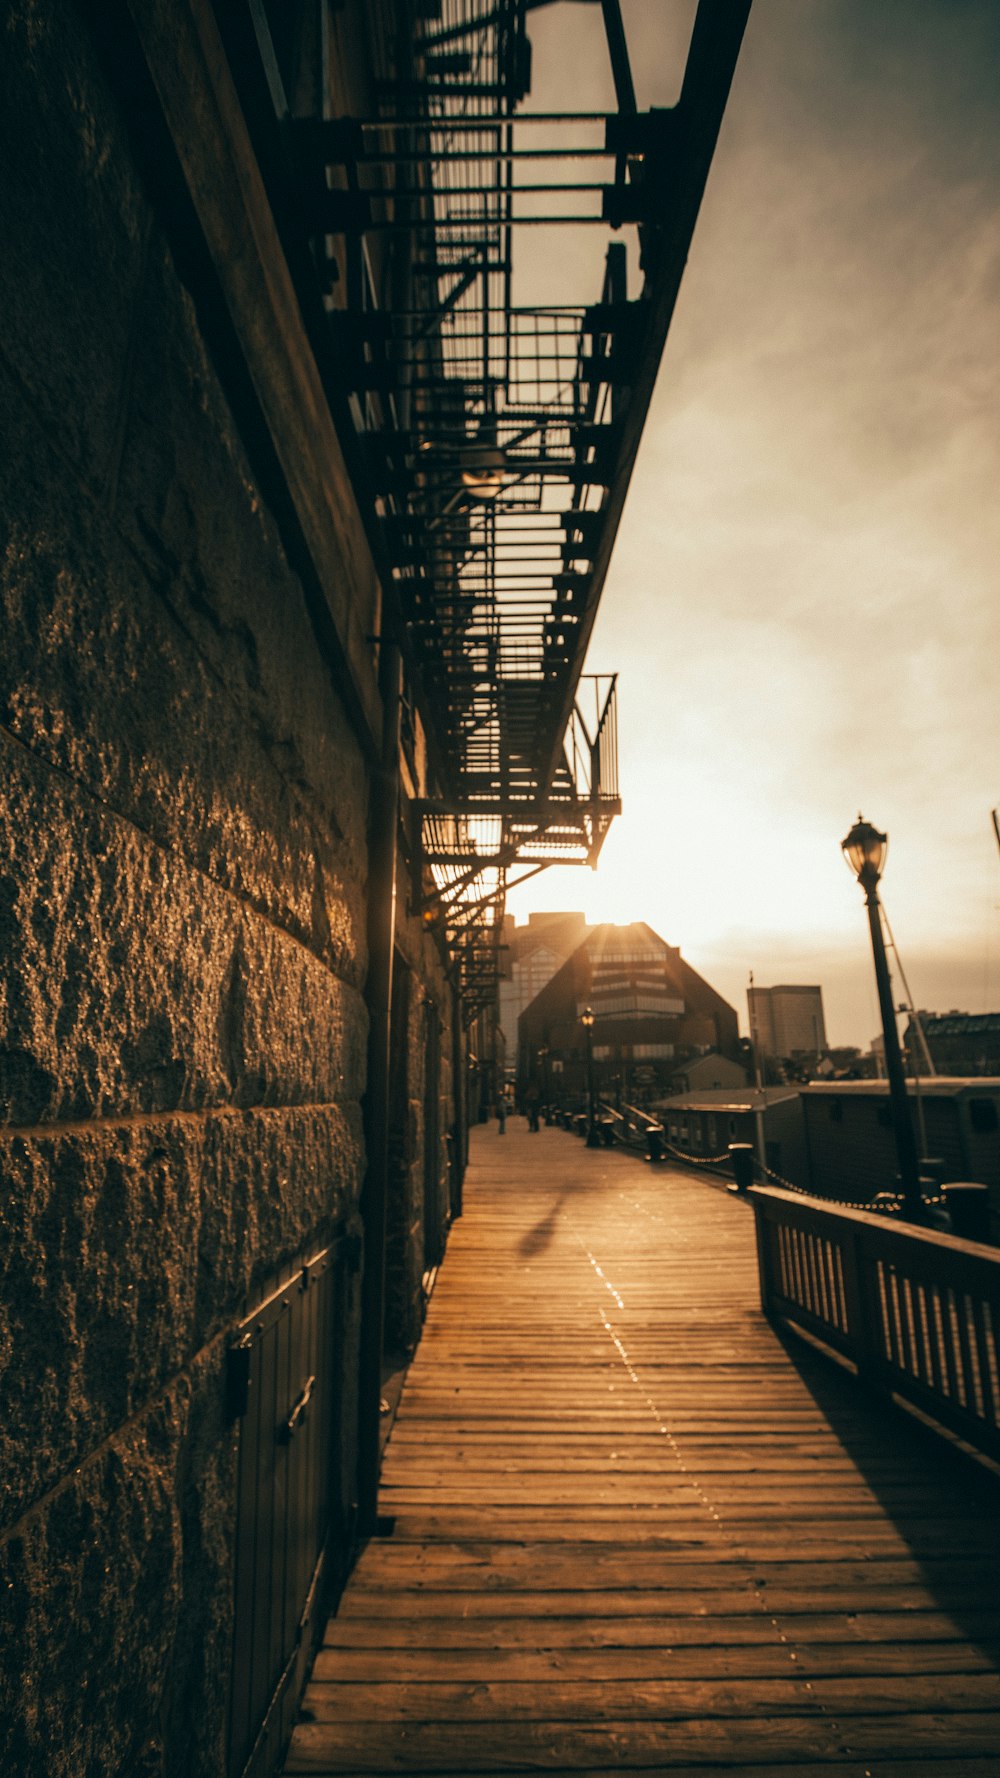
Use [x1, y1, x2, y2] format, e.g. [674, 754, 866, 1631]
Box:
[749, 1184, 1000, 1463]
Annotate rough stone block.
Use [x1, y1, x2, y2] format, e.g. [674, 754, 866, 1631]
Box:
[0, 379, 368, 983]
[0, 729, 367, 1125]
[0, 2, 149, 493]
[0, 1381, 191, 1778]
[0, 1119, 202, 1526]
[195, 1103, 365, 1342]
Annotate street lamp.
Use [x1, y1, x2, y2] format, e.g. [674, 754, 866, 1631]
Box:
[841, 815, 922, 1218]
[581, 1006, 600, 1147]
[537, 1044, 549, 1110]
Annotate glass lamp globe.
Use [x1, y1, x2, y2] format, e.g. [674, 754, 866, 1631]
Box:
[841, 815, 888, 885]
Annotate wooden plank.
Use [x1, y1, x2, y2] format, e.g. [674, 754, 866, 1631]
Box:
[312, 1642, 1000, 1683]
[298, 1672, 1000, 1721]
[321, 1609, 1000, 1650]
[285, 1715, 848, 1771]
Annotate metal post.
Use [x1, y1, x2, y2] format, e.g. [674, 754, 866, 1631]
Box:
[864, 883, 922, 1219]
[357, 642, 402, 1537]
[728, 1143, 754, 1194]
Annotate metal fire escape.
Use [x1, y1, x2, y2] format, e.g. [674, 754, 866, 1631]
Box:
[250, 0, 750, 1020]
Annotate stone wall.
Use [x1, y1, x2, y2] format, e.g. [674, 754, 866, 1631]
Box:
[0, 6, 397, 1774]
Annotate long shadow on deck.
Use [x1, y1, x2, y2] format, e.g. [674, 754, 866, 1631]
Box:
[772, 1319, 1000, 1658]
[517, 1188, 569, 1258]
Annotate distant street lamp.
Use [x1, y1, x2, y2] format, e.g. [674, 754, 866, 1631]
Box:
[537, 1044, 549, 1106]
[581, 1006, 600, 1147]
[841, 815, 922, 1218]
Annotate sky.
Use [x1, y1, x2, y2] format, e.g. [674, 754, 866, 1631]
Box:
[506, 0, 1000, 1049]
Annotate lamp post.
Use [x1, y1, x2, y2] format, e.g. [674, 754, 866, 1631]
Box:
[538, 1044, 549, 1109]
[581, 1006, 600, 1147]
[841, 815, 922, 1219]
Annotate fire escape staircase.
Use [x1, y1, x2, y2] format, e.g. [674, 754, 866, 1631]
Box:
[226, 0, 750, 1023]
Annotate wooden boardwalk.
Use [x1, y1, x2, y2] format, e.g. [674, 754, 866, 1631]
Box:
[286, 1123, 1000, 1776]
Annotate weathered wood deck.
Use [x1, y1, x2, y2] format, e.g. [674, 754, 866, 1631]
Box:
[285, 1122, 1000, 1776]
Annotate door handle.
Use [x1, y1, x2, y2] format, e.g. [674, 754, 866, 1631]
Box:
[280, 1375, 315, 1442]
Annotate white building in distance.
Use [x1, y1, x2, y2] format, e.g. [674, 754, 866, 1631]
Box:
[748, 982, 827, 1062]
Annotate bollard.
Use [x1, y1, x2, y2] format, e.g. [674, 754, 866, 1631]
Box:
[941, 1182, 991, 1243]
[645, 1123, 664, 1163]
[728, 1143, 754, 1194]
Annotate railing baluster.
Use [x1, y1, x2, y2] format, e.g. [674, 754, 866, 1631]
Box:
[804, 1231, 820, 1318]
[884, 1265, 903, 1370]
[820, 1238, 835, 1329]
[970, 1295, 996, 1426]
[832, 1242, 849, 1336]
[946, 1289, 968, 1408]
[913, 1282, 934, 1390]
[923, 1284, 946, 1396]
[901, 1275, 921, 1382]
[958, 1293, 984, 1416]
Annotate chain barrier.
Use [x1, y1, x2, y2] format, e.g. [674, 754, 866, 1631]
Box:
[598, 1121, 732, 1171]
[582, 1113, 948, 1218]
[660, 1137, 733, 1169]
[754, 1159, 945, 1215]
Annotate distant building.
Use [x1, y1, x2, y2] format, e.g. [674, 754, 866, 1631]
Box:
[748, 982, 827, 1062]
[667, 1052, 749, 1094]
[497, 912, 589, 1075]
[904, 1011, 1000, 1078]
[519, 921, 740, 1103]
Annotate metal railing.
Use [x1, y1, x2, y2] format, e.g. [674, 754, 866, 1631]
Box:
[749, 1184, 1000, 1464]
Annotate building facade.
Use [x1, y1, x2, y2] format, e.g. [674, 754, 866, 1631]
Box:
[801, 1080, 1000, 1236]
[658, 1087, 808, 1186]
[498, 912, 589, 1083]
[519, 922, 740, 1105]
[904, 1011, 1000, 1077]
[748, 982, 828, 1063]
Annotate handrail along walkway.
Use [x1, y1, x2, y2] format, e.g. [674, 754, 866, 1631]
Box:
[749, 1182, 1000, 1465]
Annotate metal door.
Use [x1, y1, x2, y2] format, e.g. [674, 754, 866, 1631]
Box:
[226, 1243, 343, 1778]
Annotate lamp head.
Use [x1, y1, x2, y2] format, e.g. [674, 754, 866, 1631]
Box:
[581, 1006, 595, 1029]
[842, 814, 887, 888]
